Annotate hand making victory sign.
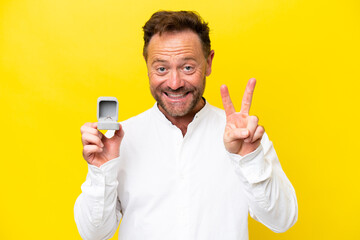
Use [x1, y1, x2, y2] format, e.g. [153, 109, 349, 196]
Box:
[221, 78, 265, 156]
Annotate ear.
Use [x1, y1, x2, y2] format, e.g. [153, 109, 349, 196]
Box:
[205, 50, 215, 76]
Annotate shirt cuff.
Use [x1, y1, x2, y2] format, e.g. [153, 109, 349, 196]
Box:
[87, 157, 122, 184]
[228, 145, 272, 184]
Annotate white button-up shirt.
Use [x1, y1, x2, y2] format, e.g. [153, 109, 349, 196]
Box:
[74, 102, 297, 240]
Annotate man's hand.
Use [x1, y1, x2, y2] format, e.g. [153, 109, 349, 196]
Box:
[80, 122, 124, 167]
[221, 78, 265, 156]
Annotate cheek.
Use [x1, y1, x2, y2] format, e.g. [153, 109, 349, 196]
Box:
[148, 72, 164, 89]
[184, 69, 205, 85]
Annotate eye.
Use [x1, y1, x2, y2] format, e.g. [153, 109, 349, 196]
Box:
[157, 67, 167, 73]
[184, 65, 193, 72]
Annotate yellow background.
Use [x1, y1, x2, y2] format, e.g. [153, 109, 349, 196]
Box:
[1, 0, 359, 239]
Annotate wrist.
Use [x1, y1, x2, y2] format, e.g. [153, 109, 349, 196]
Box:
[237, 142, 261, 156]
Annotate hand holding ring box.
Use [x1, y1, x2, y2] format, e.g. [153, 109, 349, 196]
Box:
[97, 97, 120, 130]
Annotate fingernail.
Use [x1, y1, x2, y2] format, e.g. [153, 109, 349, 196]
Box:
[241, 130, 248, 136]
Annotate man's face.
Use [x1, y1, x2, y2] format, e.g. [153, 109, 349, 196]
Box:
[146, 30, 214, 118]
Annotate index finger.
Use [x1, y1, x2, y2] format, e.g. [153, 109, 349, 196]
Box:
[220, 85, 236, 117]
[240, 78, 256, 115]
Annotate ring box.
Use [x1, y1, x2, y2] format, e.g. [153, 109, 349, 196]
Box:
[97, 97, 119, 130]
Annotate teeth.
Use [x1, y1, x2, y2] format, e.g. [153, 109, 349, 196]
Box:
[167, 93, 186, 98]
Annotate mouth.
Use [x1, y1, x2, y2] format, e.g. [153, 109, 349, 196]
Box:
[164, 91, 190, 100]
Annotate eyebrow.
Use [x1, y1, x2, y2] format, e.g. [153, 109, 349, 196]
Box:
[183, 57, 197, 62]
[151, 58, 167, 65]
[152, 57, 197, 63]
[150, 56, 198, 67]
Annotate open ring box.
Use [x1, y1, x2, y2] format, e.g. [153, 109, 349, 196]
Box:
[97, 97, 119, 130]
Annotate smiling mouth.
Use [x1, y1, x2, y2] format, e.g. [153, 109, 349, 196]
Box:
[164, 92, 190, 100]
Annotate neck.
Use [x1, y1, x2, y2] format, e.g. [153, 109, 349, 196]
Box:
[159, 98, 205, 136]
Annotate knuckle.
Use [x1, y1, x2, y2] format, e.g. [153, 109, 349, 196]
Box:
[81, 132, 88, 140]
[250, 115, 259, 123]
[88, 128, 96, 135]
[259, 125, 264, 132]
[92, 129, 100, 136]
[257, 125, 265, 135]
[225, 131, 232, 139]
[242, 102, 250, 111]
[83, 146, 90, 154]
[226, 131, 235, 141]
[239, 113, 247, 119]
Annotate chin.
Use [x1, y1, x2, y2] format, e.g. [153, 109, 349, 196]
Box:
[161, 103, 192, 117]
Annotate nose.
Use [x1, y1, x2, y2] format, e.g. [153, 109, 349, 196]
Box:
[167, 70, 184, 90]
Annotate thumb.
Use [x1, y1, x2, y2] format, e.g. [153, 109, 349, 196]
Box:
[113, 124, 124, 141]
[102, 124, 124, 145]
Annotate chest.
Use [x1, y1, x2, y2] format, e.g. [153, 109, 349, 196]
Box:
[117, 123, 247, 214]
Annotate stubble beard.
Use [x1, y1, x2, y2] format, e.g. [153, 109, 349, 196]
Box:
[151, 78, 206, 118]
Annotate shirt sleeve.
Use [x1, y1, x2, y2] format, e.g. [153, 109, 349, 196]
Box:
[74, 157, 122, 240]
[228, 132, 298, 233]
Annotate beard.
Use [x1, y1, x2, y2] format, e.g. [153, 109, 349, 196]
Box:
[151, 78, 206, 117]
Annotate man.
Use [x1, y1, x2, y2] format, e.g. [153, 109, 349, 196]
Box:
[75, 11, 297, 240]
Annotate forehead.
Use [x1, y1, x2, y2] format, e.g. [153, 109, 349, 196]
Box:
[147, 30, 204, 61]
